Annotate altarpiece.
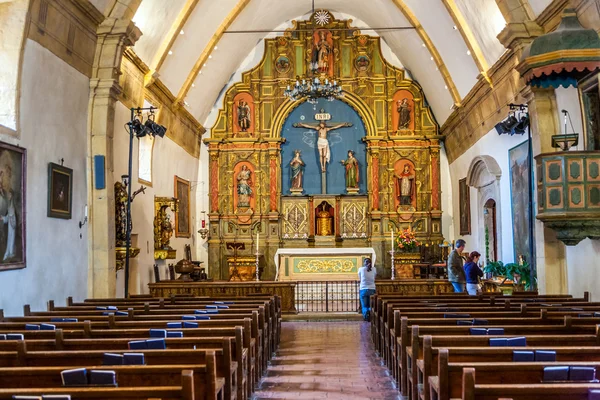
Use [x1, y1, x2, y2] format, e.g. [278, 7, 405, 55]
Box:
[204, 11, 444, 280]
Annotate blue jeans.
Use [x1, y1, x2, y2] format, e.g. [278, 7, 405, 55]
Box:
[359, 289, 376, 320]
[451, 282, 466, 293]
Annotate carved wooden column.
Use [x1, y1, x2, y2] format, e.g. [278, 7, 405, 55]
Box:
[371, 150, 380, 211]
[430, 147, 440, 211]
[88, 16, 141, 298]
[209, 150, 219, 213]
[269, 152, 278, 213]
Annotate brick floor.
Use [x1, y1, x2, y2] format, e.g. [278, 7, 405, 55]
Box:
[253, 321, 401, 400]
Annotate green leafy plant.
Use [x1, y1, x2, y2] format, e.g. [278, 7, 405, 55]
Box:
[483, 260, 505, 277]
[505, 262, 536, 291]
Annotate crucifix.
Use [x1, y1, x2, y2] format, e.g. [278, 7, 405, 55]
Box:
[293, 113, 352, 194]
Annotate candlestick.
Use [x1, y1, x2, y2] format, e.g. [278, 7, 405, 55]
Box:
[389, 249, 396, 281]
[255, 250, 260, 282]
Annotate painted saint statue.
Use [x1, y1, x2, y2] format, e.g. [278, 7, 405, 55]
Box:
[292, 120, 352, 173]
[236, 165, 252, 208]
[312, 31, 331, 73]
[289, 150, 305, 191]
[340, 150, 359, 189]
[396, 164, 415, 206]
[237, 100, 251, 132]
[397, 98, 411, 130]
[114, 175, 146, 247]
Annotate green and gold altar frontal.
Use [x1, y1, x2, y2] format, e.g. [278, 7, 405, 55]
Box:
[276, 247, 375, 281]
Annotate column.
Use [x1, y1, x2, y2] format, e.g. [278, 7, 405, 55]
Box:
[521, 85, 568, 294]
[88, 18, 141, 298]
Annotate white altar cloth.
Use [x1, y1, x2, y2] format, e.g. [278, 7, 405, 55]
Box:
[274, 247, 376, 281]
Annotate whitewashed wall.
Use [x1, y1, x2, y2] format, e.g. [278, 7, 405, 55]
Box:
[113, 102, 199, 296]
[448, 127, 528, 261]
[0, 40, 89, 316]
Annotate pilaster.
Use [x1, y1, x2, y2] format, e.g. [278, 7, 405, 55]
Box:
[87, 19, 141, 298]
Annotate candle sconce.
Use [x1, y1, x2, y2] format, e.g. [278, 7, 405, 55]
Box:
[198, 211, 209, 239]
[79, 205, 88, 229]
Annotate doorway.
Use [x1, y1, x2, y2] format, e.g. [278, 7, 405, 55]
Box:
[483, 199, 498, 262]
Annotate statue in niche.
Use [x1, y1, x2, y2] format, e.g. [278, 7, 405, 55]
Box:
[292, 120, 352, 173]
[395, 164, 415, 206]
[161, 214, 174, 247]
[340, 150, 359, 192]
[289, 150, 305, 194]
[236, 165, 253, 208]
[237, 100, 251, 132]
[312, 30, 331, 73]
[397, 98, 412, 130]
[114, 175, 146, 247]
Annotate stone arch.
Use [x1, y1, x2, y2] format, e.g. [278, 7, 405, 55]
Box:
[466, 155, 503, 263]
[0, 0, 30, 133]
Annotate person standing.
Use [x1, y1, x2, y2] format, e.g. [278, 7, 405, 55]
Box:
[358, 258, 376, 321]
[464, 251, 483, 295]
[447, 239, 466, 293]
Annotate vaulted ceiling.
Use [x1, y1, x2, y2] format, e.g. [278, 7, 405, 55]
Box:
[91, 0, 555, 127]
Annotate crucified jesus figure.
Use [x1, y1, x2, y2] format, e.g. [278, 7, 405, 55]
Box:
[292, 121, 352, 172]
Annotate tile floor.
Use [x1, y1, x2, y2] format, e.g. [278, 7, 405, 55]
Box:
[253, 321, 401, 399]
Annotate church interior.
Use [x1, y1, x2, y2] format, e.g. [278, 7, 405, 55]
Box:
[1, 0, 600, 399]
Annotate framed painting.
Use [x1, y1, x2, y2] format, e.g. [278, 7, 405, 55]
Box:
[48, 163, 73, 219]
[459, 178, 471, 235]
[174, 175, 190, 238]
[509, 140, 532, 264]
[0, 142, 26, 271]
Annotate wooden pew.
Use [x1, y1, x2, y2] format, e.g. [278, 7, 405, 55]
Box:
[459, 367, 600, 400]
[430, 358, 600, 400]
[0, 363, 222, 400]
[0, 369, 195, 399]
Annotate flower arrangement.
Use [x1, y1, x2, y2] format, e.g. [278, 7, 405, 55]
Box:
[395, 227, 420, 252]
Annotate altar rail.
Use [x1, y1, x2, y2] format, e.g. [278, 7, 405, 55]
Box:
[296, 281, 360, 313]
[149, 279, 453, 314]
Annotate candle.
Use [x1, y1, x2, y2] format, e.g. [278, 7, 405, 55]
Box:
[201, 219, 206, 228]
[256, 232, 259, 252]
[391, 229, 394, 249]
[84, 205, 88, 218]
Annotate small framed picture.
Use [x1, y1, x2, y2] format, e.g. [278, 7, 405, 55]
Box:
[48, 163, 73, 219]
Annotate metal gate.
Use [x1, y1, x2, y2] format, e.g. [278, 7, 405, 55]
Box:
[295, 280, 360, 312]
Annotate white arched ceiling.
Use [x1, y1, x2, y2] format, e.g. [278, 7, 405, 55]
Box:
[123, 0, 520, 126]
[131, 0, 188, 64]
[452, 0, 506, 66]
[528, 0, 553, 17]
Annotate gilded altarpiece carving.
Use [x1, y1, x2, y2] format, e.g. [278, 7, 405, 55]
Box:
[204, 11, 444, 280]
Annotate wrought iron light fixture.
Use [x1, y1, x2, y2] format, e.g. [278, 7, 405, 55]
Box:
[284, 76, 343, 104]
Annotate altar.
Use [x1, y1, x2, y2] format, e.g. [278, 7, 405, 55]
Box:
[275, 247, 376, 281]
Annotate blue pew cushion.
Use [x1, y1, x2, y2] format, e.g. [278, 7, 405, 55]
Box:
[513, 350, 534, 362]
[535, 350, 557, 362]
[123, 353, 145, 365]
[472, 319, 488, 325]
[127, 340, 147, 350]
[60, 368, 87, 386]
[40, 324, 56, 331]
[89, 370, 117, 385]
[146, 338, 166, 350]
[487, 328, 505, 336]
[7, 334, 24, 340]
[102, 353, 124, 365]
[25, 324, 40, 331]
[569, 366, 597, 381]
[506, 336, 527, 346]
[457, 320, 473, 326]
[149, 329, 167, 338]
[183, 321, 198, 328]
[489, 338, 508, 347]
[543, 366, 569, 381]
[167, 322, 182, 329]
[469, 328, 487, 335]
[167, 331, 183, 338]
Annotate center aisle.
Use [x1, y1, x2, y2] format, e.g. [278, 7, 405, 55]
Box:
[254, 321, 400, 399]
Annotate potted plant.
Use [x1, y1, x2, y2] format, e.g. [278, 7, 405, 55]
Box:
[505, 262, 536, 291]
[395, 227, 420, 252]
